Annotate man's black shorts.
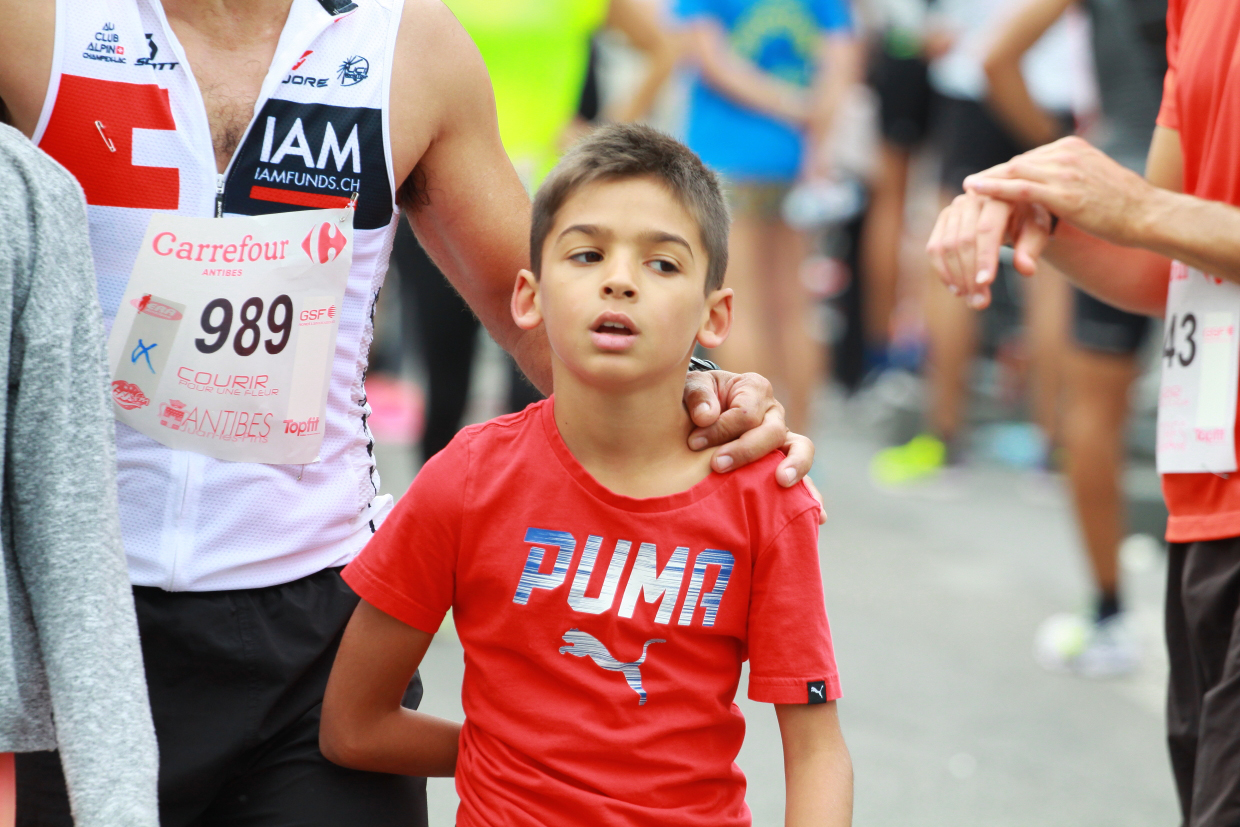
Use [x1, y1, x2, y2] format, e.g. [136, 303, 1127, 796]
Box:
[16, 567, 427, 827]
[1072, 288, 1151, 356]
[1166, 538, 1240, 826]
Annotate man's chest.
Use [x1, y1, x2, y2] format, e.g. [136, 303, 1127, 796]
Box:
[190, 59, 267, 173]
[188, 41, 396, 228]
[37, 2, 403, 228]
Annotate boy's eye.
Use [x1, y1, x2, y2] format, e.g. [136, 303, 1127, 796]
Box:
[649, 259, 680, 274]
[570, 251, 603, 264]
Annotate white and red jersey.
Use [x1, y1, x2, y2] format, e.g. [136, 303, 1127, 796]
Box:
[33, 0, 406, 591]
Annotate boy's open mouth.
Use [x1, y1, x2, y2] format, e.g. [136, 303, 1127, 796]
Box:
[590, 312, 639, 351]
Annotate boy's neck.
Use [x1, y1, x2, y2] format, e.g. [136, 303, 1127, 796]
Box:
[552, 360, 713, 499]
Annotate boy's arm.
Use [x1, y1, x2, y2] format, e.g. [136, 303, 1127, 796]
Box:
[320, 600, 461, 777]
[776, 702, 853, 827]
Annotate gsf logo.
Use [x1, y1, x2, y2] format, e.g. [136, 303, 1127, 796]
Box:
[300, 305, 337, 324]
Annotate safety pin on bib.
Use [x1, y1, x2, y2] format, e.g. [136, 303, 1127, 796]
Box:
[95, 121, 116, 153]
[341, 191, 359, 222]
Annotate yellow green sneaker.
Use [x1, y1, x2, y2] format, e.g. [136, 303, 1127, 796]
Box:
[870, 433, 948, 486]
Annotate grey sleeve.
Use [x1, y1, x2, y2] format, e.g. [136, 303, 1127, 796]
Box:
[6, 158, 159, 826]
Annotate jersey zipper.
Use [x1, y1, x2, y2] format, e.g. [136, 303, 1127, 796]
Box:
[215, 172, 226, 218]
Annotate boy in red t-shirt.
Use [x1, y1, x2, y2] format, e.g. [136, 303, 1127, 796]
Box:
[319, 123, 851, 827]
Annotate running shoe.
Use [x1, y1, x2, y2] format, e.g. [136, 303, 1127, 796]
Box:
[870, 433, 948, 486]
[1034, 612, 1140, 678]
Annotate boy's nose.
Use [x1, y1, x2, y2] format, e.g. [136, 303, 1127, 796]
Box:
[601, 282, 637, 299]
[600, 265, 638, 299]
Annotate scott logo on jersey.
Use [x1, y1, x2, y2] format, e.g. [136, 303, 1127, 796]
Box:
[513, 528, 735, 628]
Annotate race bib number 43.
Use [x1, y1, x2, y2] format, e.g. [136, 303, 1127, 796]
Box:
[1157, 262, 1240, 474]
[107, 208, 352, 464]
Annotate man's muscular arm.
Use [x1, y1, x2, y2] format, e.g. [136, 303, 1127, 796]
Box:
[0, 0, 53, 136]
[389, 1, 552, 393]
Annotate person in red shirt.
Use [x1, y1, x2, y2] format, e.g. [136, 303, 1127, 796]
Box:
[318, 123, 852, 827]
[924, 1, 1240, 822]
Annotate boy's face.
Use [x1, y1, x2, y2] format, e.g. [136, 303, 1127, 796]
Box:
[512, 176, 732, 389]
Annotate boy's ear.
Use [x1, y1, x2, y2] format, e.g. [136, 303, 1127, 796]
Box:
[511, 269, 543, 331]
[697, 287, 733, 349]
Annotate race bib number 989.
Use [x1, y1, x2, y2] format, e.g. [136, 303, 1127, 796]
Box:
[107, 209, 352, 464]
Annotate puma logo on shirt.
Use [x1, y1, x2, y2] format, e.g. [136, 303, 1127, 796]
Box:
[559, 628, 665, 705]
[514, 528, 735, 628]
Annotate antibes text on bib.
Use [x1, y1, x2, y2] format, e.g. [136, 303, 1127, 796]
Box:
[1157, 261, 1240, 474]
[107, 208, 352, 464]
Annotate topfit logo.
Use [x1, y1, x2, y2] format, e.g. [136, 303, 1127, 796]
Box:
[302, 222, 347, 264]
[283, 416, 321, 436]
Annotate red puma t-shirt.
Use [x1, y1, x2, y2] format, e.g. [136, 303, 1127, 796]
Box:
[1156, 0, 1240, 541]
[343, 398, 840, 827]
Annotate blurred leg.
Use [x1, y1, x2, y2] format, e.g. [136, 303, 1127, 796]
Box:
[864, 43, 932, 365]
[1024, 263, 1070, 446]
[1062, 347, 1137, 598]
[766, 221, 817, 434]
[923, 191, 979, 443]
[860, 142, 911, 356]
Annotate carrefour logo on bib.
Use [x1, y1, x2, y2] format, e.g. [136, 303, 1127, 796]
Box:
[302, 222, 348, 264]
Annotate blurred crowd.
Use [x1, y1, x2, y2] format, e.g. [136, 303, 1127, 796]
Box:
[368, 0, 1165, 679]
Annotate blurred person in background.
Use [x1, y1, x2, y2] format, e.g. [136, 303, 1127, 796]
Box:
[927, 0, 1240, 813]
[871, 0, 1083, 485]
[858, 0, 952, 380]
[928, 0, 1240, 816]
[676, 0, 863, 434]
[388, 0, 678, 461]
[983, 0, 1167, 676]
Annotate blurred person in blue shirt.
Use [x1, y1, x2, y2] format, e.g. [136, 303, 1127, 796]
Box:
[677, 0, 861, 433]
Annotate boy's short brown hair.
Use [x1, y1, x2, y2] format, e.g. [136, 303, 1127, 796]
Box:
[530, 124, 730, 292]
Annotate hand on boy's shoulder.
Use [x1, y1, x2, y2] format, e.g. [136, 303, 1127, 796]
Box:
[682, 371, 824, 521]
